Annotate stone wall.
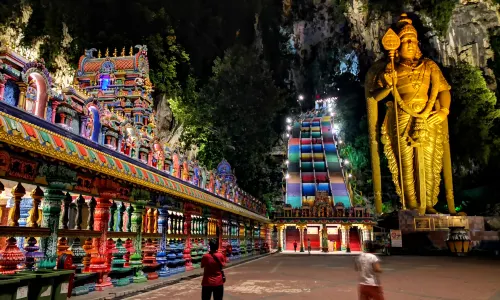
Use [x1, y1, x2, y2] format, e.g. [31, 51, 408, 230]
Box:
[397, 210, 499, 252]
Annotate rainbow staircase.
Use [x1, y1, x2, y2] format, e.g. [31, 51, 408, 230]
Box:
[285, 108, 351, 208]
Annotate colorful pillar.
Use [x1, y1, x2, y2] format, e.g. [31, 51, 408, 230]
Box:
[361, 225, 373, 251]
[184, 212, 193, 271]
[130, 200, 147, 282]
[343, 225, 351, 253]
[266, 224, 273, 251]
[92, 194, 113, 291]
[297, 224, 305, 252]
[217, 214, 223, 253]
[277, 225, 284, 252]
[157, 206, 169, 277]
[41, 186, 65, 262]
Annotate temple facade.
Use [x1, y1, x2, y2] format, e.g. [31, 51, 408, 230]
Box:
[0, 45, 270, 295]
[280, 99, 376, 253]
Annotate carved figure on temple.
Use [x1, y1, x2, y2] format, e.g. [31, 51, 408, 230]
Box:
[193, 161, 200, 187]
[123, 135, 135, 156]
[172, 149, 180, 178]
[208, 170, 215, 193]
[85, 113, 94, 139]
[234, 187, 239, 203]
[200, 167, 208, 190]
[152, 141, 163, 169]
[220, 179, 227, 198]
[109, 72, 116, 85]
[215, 176, 221, 195]
[182, 157, 189, 181]
[365, 13, 456, 215]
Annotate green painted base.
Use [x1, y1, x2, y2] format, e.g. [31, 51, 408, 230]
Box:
[133, 275, 148, 283]
[116, 278, 130, 286]
[300, 246, 304, 252]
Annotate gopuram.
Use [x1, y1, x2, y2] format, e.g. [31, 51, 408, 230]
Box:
[0, 45, 270, 295]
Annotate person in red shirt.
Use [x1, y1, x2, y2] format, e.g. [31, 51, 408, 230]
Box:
[201, 240, 226, 300]
[293, 240, 298, 252]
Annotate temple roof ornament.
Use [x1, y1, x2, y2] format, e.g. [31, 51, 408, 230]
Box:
[217, 159, 236, 184]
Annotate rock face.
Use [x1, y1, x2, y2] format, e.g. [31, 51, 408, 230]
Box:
[427, 0, 499, 68]
[290, 0, 500, 87]
[154, 94, 175, 142]
[154, 93, 199, 160]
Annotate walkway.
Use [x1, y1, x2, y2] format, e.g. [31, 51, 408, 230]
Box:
[281, 250, 361, 255]
[122, 253, 500, 300]
[72, 253, 274, 300]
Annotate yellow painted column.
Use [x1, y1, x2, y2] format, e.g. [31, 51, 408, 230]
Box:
[277, 224, 285, 252]
[343, 224, 351, 253]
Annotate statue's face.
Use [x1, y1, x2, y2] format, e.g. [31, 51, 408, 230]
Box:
[399, 33, 418, 60]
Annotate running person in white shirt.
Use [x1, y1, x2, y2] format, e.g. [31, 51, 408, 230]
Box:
[354, 241, 384, 300]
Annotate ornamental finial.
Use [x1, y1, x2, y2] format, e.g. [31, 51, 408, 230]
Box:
[113, 48, 117, 57]
[129, 46, 133, 56]
[105, 48, 109, 57]
[98, 49, 102, 58]
[121, 47, 125, 56]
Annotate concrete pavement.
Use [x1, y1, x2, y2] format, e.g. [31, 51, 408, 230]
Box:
[123, 253, 500, 300]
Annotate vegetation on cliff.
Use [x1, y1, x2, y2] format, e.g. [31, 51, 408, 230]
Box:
[170, 45, 287, 199]
[0, 0, 292, 201]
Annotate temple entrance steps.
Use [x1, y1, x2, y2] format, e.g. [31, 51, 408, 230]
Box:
[285, 227, 300, 250]
[350, 228, 361, 251]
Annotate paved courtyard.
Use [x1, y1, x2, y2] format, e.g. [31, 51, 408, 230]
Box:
[125, 254, 500, 300]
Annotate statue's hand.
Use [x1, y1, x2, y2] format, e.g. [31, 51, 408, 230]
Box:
[427, 110, 447, 125]
[383, 70, 398, 88]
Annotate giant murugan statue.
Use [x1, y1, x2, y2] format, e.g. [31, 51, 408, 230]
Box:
[365, 13, 456, 215]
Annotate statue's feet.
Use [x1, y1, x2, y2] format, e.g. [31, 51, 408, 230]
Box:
[425, 207, 439, 214]
[406, 204, 418, 210]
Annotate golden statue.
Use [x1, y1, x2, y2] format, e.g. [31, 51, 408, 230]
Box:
[365, 13, 456, 215]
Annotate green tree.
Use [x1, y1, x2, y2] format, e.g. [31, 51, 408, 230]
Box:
[171, 45, 287, 198]
[446, 63, 500, 175]
[15, 0, 191, 97]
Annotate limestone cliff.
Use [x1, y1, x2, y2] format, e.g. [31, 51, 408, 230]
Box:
[289, 0, 500, 89]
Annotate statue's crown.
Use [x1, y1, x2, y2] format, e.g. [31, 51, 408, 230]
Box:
[397, 13, 418, 38]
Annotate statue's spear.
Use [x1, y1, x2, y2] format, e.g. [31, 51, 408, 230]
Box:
[382, 28, 406, 210]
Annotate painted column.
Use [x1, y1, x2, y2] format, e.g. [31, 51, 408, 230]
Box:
[131, 200, 147, 282]
[266, 224, 273, 251]
[0, 181, 7, 249]
[277, 225, 284, 252]
[39, 166, 77, 264]
[93, 195, 113, 290]
[340, 227, 347, 251]
[362, 225, 373, 251]
[0, 81, 5, 101]
[217, 214, 223, 253]
[41, 187, 65, 261]
[298, 225, 305, 252]
[157, 206, 169, 277]
[9, 183, 25, 226]
[17, 83, 26, 110]
[17, 197, 31, 250]
[344, 225, 351, 253]
[184, 211, 193, 271]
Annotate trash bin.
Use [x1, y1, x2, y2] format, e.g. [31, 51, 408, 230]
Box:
[8, 273, 36, 300]
[0, 276, 20, 300]
[18, 270, 56, 300]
